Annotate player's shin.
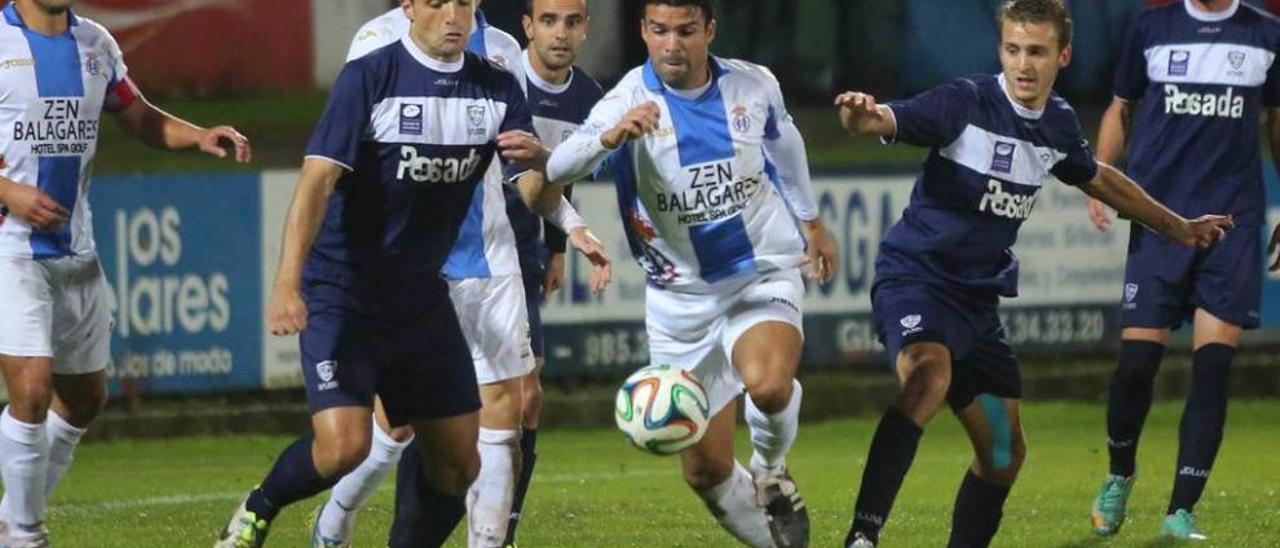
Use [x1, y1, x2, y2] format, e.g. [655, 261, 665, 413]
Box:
[467, 427, 520, 548]
[745, 379, 802, 473]
[319, 418, 414, 542]
[947, 470, 1012, 548]
[1106, 340, 1165, 477]
[0, 407, 49, 539]
[846, 406, 923, 546]
[1168, 343, 1234, 515]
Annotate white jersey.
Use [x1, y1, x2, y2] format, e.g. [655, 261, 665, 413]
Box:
[0, 6, 136, 260]
[345, 8, 524, 278]
[551, 57, 807, 293]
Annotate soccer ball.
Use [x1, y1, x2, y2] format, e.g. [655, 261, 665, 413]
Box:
[614, 364, 711, 455]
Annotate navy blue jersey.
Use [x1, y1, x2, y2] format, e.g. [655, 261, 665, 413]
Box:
[504, 55, 605, 269]
[876, 74, 1099, 298]
[1115, 1, 1280, 225]
[302, 38, 534, 303]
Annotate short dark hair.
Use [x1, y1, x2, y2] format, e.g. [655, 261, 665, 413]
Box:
[643, 0, 714, 24]
[525, 0, 590, 16]
[998, 0, 1073, 50]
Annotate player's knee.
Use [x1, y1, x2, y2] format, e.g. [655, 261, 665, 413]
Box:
[682, 457, 734, 492]
[60, 388, 107, 427]
[425, 449, 480, 497]
[5, 381, 53, 423]
[979, 434, 1027, 485]
[900, 358, 950, 405]
[522, 380, 543, 424]
[743, 376, 794, 415]
[385, 424, 415, 444]
[313, 435, 372, 478]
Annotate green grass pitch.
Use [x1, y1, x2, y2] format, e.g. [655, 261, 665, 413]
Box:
[40, 400, 1279, 547]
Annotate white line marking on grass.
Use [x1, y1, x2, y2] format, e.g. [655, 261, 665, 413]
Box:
[48, 468, 669, 517]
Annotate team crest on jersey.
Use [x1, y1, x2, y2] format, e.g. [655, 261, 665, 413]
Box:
[316, 360, 338, 391]
[467, 105, 487, 137]
[1124, 283, 1139, 304]
[731, 105, 751, 133]
[1228, 50, 1246, 72]
[400, 103, 423, 135]
[1169, 50, 1190, 76]
[990, 141, 1016, 173]
[83, 52, 101, 77]
[900, 315, 922, 329]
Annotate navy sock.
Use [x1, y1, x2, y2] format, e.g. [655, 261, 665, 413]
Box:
[1169, 343, 1234, 514]
[845, 406, 924, 546]
[245, 434, 337, 523]
[388, 438, 466, 548]
[1106, 340, 1165, 477]
[947, 470, 1012, 548]
[504, 427, 539, 545]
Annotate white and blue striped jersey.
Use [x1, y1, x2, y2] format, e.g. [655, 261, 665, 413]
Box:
[0, 5, 137, 260]
[346, 8, 525, 279]
[549, 58, 813, 293]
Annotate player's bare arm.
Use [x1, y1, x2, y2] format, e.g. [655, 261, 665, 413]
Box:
[1081, 162, 1233, 249]
[1087, 96, 1134, 231]
[0, 177, 69, 231]
[834, 91, 896, 138]
[601, 101, 661, 149]
[266, 158, 344, 336]
[113, 95, 252, 163]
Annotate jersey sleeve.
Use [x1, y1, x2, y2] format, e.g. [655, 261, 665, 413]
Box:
[1112, 15, 1148, 101]
[1050, 116, 1099, 186]
[303, 63, 374, 171]
[101, 30, 138, 113]
[884, 78, 976, 147]
[347, 23, 396, 61]
[547, 80, 635, 184]
[1263, 43, 1280, 108]
[499, 74, 537, 181]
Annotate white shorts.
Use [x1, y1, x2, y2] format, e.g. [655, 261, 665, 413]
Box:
[448, 275, 535, 385]
[0, 254, 112, 375]
[645, 268, 805, 416]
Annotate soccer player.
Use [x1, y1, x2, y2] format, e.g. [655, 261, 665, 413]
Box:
[312, 2, 609, 547]
[0, 0, 250, 545]
[833, 1, 1235, 546]
[546, 1, 839, 546]
[1084, 0, 1280, 540]
[213, 1, 553, 546]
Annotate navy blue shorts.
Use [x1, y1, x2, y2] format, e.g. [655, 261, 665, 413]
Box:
[298, 279, 480, 426]
[522, 264, 545, 359]
[873, 280, 1021, 411]
[1121, 224, 1262, 330]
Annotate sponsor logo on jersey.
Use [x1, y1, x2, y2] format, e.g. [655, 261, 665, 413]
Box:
[658, 160, 764, 225]
[0, 58, 34, 70]
[399, 103, 423, 135]
[990, 141, 1016, 173]
[1163, 84, 1244, 119]
[395, 146, 482, 184]
[978, 179, 1038, 219]
[1168, 50, 1190, 76]
[14, 98, 98, 155]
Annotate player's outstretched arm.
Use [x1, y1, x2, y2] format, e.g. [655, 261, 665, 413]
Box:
[834, 91, 896, 138]
[113, 96, 251, 163]
[547, 101, 660, 184]
[267, 159, 344, 336]
[1086, 97, 1133, 231]
[1081, 162, 1233, 249]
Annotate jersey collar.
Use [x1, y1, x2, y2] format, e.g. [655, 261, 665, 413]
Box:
[400, 35, 465, 73]
[3, 3, 80, 28]
[522, 49, 574, 94]
[642, 56, 727, 99]
[996, 73, 1045, 120]
[1184, 0, 1239, 22]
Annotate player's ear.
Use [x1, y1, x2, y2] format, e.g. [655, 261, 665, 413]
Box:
[1059, 43, 1072, 69]
[705, 17, 716, 44]
[401, 0, 412, 20]
[522, 14, 534, 41]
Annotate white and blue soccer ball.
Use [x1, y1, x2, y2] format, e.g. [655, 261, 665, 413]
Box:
[614, 364, 711, 455]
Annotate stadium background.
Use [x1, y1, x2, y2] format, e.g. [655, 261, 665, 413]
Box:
[0, 1, 1277, 546]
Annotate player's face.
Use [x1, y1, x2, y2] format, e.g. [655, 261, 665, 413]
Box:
[405, 0, 476, 60]
[998, 20, 1071, 109]
[523, 0, 590, 71]
[641, 5, 716, 89]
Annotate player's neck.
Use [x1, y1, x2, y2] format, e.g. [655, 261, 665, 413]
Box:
[1189, 0, 1236, 14]
[408, 32, 463, 65]
[15, 0, 70, 36]
[526, 48, 571, 87]
[665, 64, 712, 92]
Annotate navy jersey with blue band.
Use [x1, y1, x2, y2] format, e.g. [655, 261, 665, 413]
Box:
[1114, 1, 1280, 226]
[876, 74, 1098, 298]
[301, 40, 534, 305]
[504, 64, 605, 271]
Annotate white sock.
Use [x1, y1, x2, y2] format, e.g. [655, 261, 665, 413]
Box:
[695, 461, 774, 548]
[467, 428, 520, 548]
[746, 379, 802, 473]
[319, 419, 412, 540]
[0, 407, 49, 538]
[44, 410, 86, 501]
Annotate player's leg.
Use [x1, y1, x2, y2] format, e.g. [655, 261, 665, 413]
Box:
[469, 378, 524, 547]
[682, 399, 775, 548]
[727, 269, 808, 547]
[505, 269, 546, 547]
[391, 411, 482, 548]
[314, 397, 415, 545]
[949, 396, 1026, 548]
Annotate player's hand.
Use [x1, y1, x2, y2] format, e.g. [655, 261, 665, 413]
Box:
[1268, 223, 1280, 272]
[1086, 197, 1113, 231]
[568, 227, 612, 294]
[601, 102, 660, 149]
[1177, 214, 1234, 248]
[834, 91, 886, 133]
[0, 180, 69, 231]
[498, 130, 550, 171]
[542, 252, 566, 296]
[800, 219, 838, 283]
[198, 125, 251, 163]
[267, 285, 308, 336]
